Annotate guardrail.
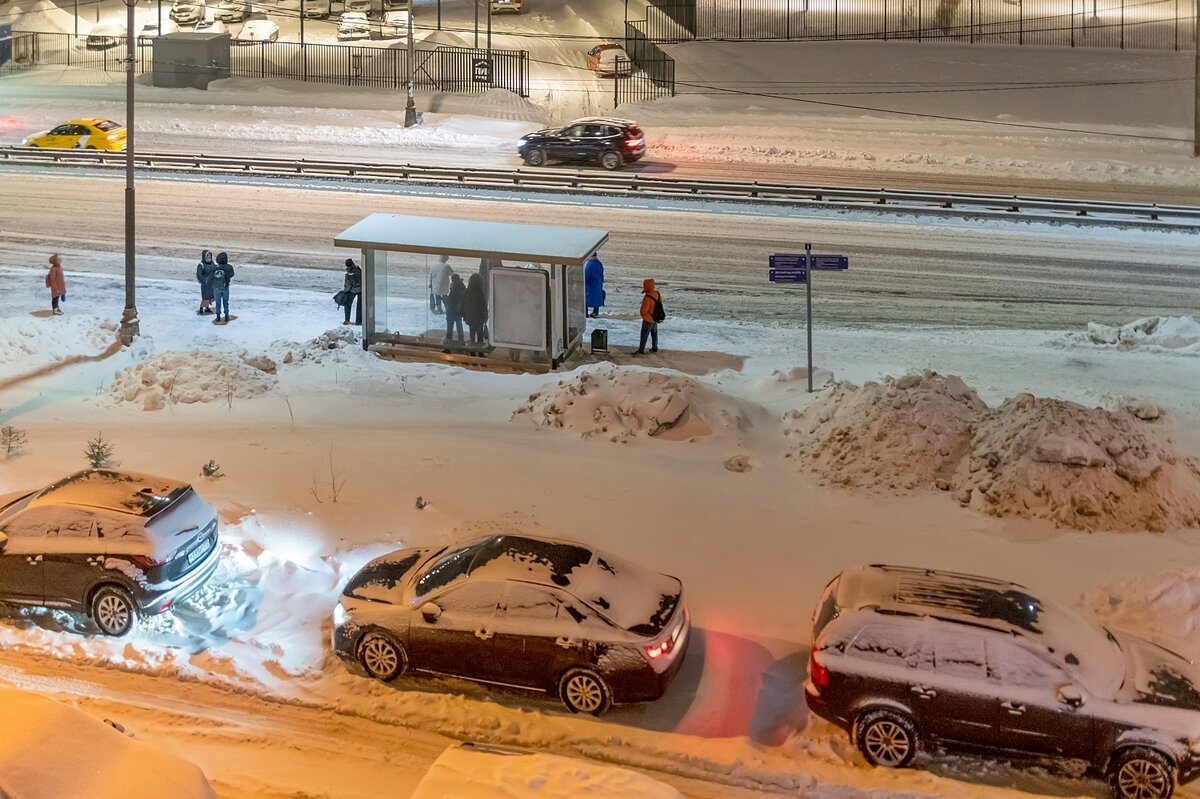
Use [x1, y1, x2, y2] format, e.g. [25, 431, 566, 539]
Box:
[2, 146, 1197, 227]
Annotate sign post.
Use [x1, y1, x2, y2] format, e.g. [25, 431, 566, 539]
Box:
[769, 245, 849, 393]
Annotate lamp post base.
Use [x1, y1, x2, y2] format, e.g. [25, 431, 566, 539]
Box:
[404, 95, 418, 128]
[118, 307, 140, 345]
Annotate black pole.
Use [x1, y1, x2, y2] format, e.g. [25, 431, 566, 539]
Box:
[805, 242, 813, 393]
[474, 0, 479, 47]
[487, 0, 491, 54]
[120, 0, 140, 344]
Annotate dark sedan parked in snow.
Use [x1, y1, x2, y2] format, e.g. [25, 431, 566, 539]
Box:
[0, 469, 220, 636]
[333, 534, 689, 714]
[806, 565, 1200, 799]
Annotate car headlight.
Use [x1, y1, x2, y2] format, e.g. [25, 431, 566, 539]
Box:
[333, 601, 347, 626]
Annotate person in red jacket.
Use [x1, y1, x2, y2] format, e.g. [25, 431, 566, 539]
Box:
[633, 278, 662, 355]
[45, 254, 67, 315]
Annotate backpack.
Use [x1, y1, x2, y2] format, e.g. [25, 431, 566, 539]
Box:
[651, 294, 666, 323]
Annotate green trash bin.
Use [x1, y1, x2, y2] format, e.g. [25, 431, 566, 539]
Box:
[590, 328, 608, 353]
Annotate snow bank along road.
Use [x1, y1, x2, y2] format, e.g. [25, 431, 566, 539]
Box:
[1, 170, 1198, 330]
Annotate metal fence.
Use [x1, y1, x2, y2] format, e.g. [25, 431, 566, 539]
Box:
[647, 0, 1197, 49]
[8, 31, 530, 95]
[619, 20, 678, 105]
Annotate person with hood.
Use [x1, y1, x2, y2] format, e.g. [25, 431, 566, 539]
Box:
[429, 255, 453, 315]
[341, 258, 362, 325]
[211, 252, 235, 324]
[45, 253, 66, 315]
[584, 253, 605, 318]
[462, 272, 489, 348]
[444, 273, 466, 343]
[633, 278, 663, 355]
[196, 250, 216, 315]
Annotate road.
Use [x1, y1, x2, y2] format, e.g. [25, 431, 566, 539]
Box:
[0, 168, 1197, 330]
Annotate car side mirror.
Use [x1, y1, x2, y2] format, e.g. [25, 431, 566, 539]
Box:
[421, 602, 442, 623]
[1057, 684, 1084, 708]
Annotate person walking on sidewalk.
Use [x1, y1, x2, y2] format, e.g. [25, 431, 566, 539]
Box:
[633, 278, 664, 355]
[45, 253, 67, 315]
[341, 258, 362, 325]
[196, 250, 216, 315]
[584, 253, 605, 318]
[211, 252, 235, 324]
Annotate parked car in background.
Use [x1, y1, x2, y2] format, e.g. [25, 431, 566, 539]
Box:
[344, 0, 372, 13]
[214, 0, 250, 22]
[85, 22, 126, 49]
[234, 15, 279, 43]
[411, 743, 684, 799]
[23, 118, 127, 151]
[518, 117, 645, 170]
[806, 565, 1200, 799]
[137, 18, 179, 42]
[333, 534, 689, 715]
[337, 11, 371, 40]
[380, 8, 408, 36]
[169, 0, 205, 24]
[194, 18, 229, 33]
[586, 43, 631, 77]
[490, 0, 521, 13]
[0, 686, 216, 799]
[303, 0, 330, 17]
[0, 469, 220, 636]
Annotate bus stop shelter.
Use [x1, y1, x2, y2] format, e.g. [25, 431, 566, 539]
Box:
[334, 213, 609, 370]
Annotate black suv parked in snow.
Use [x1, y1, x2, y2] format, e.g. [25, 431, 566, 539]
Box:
[333, 534, 689, 715]
[806, 565, 1200, 799]
[518, 117, 646, 170]
[0, 469, 220, 636]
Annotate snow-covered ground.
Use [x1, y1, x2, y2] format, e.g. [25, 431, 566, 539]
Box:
[0, 237, 1198, 797]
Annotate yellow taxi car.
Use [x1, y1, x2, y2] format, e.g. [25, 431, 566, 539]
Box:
[22, 119, 127, 151]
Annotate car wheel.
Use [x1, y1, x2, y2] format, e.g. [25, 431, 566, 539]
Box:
[358, 632, 407, 681]
[524, 147, 546, 167]
[86, 145, 97, 150]
[1109, 747, 1177, 799]
[558, 668, 611, 716]
[91, 585, 136, 637]
[854, 709, 919, 768]
[599, 151, 622, 171]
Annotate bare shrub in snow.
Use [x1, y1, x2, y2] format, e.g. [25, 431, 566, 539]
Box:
[201, 460, 223, 478]
[109, 351, 276, 411]
[84, 433, 115, 468]
[955, 393, 1200, 532]
[513, 366, 749, 443]
[0, 425, 28, 458]
[783, 370, 986, 490]
[310, 443, 347, 504]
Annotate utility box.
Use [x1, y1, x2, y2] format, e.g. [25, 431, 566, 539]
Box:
[152, 32, 231, 89]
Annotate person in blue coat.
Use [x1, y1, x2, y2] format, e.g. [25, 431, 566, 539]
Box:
[584, 253, 605, 318]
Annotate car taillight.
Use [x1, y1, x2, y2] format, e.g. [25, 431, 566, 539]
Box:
[645, 634, 675, 660]
[158, 598, 173, 612]
[810, 645, 829, 688]
[130, 554, 167, 569]
[624, 138, 643, 149]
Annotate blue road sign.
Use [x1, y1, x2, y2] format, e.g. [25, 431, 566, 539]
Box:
[770, 269, 807, 283]
[769, 254, 806, 269]
[810, 254, 849, 271]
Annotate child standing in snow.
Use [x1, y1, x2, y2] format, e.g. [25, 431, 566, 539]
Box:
[45, 253, 66, 315]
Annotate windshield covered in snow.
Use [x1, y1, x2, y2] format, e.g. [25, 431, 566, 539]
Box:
[1035, 598, 1124, 696]
[414, 541, 486, 599]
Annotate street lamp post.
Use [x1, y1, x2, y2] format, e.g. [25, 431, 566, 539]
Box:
[119, 0, 140, 345]
[404, 2, 416, 126]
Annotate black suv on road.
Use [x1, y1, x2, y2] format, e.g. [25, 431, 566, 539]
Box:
[807, 565, 1200, 799]
[518, 117, 646, 170]
[0, 469, 220, 636]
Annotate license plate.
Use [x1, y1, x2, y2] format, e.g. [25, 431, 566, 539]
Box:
[187, 538, 208, 563]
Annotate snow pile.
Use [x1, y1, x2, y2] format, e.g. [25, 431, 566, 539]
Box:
[109, 351, 277, 410]
[1084, 316, 1200, 354]
[267, 327, 376, 367]
[513, 367, 749, 442]
[783, 371, 986, 490]
[0, 313, 116, 370]
[956, 394, 1200, 532]
[1084, 568, 1200, 659]
[784, 372, 1200, 531]
[0, 686, 216, 799]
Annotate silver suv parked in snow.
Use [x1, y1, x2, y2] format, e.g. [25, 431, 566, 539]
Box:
[806, 565, 1200, 799]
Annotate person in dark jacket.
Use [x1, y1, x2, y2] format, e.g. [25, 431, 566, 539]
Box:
[444, 273, 466, 343]
[584, 253, 605, 318]
[196, 250, 215, 315]
[211, 252, 235, 324]
[463, 272, 489, 347]
[341, 258, 362, 325]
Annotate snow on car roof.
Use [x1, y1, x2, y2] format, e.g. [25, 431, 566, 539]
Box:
[464, 535, 682, 635]
[30, 469, 190, 517]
